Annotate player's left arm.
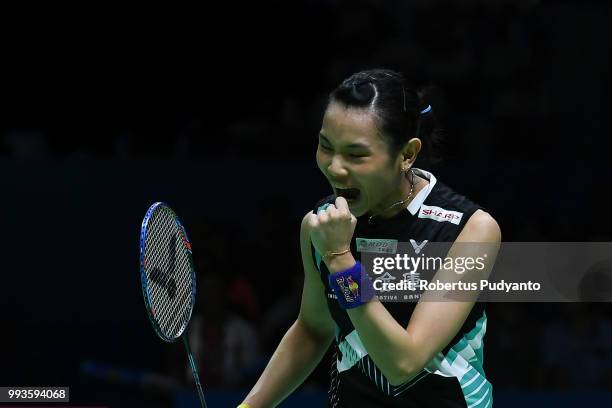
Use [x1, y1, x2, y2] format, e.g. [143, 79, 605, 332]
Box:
[344, 209, 501, 386]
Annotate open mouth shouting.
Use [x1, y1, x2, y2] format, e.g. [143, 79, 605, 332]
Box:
[335, 187, 361, 203]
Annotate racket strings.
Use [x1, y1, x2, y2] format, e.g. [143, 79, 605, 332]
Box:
[151, 229, 192, 335]
[144, 207, 194, 339]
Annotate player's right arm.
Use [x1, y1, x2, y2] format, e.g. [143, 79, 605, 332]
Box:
[240, 212, 336, 408]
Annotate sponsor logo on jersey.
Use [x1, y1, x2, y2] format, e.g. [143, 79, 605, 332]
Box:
[356, 238, 398, 254]
[418, 204, 463, 225]
[375, 272, 397, 292]
[410, 239, 428, 254]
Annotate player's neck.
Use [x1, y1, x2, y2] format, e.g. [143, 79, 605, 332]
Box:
[371, 171, 426, 220]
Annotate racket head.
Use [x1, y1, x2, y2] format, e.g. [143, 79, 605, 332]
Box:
[140, 202, 196, 342]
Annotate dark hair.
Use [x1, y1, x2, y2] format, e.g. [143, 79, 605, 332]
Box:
[328, 68, 443, 166]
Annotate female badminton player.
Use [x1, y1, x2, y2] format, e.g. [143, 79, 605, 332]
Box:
[239, 69, 501, 407]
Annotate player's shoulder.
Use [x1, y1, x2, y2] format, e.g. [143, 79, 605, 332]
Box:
[436, 177, 501, 241]
[419, 176, 498, 234]
[426, 179, 480, 214]
[462, 209, 502, 242]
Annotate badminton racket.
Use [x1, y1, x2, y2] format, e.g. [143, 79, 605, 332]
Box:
[139, 202, 207, 408]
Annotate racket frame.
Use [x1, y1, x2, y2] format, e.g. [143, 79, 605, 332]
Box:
[139, 201, 197, 343]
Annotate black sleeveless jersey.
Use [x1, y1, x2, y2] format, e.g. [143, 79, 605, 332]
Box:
[311, 169, 492, 408]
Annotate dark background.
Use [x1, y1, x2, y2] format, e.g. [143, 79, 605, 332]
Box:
[2, 0, 612, 407]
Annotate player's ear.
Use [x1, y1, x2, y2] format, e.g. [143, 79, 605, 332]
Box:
[399, 138, 421, 170]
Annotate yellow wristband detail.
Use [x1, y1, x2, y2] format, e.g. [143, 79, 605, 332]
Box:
[237, 404, 251, 408]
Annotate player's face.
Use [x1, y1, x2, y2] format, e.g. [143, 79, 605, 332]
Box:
[316, 102, 404, 217]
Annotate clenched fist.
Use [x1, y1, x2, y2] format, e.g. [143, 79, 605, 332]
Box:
[307, 196, 357, 261]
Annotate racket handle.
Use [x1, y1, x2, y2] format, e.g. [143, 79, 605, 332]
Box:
[182, 336, 208, 408]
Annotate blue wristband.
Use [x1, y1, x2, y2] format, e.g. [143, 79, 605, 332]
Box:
[328, 261, 376, 309]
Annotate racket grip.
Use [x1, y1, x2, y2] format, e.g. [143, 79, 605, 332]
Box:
[182, 336, 208, 408]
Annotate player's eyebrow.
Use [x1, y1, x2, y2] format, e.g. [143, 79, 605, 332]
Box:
[318, 133, 371, 149]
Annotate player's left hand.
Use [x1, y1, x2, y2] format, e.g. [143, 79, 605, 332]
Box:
[307, 196, 357, 256]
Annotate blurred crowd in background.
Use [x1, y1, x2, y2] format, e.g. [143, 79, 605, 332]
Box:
[3, 0, 612, 405]
[3, 0, 608, 163]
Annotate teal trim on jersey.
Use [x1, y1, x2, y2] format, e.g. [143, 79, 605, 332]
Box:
[463, 371, 487, 396]
[457, 366, 479, 391]
[423, 311, 491, 407]
[337, 329, 369, 372]
[450, 312, 491, 407]
[466, 382, 491, 408]
[337, 328, 430, 397]
[448, 312, 487, 376]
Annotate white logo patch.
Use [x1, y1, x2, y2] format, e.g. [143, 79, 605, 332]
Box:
[356, 238, 398, 254]
[418, 204, 463, 225]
